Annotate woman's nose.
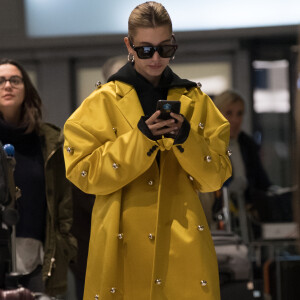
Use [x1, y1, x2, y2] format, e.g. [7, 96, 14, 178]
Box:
[152, 51, 161, 60]
[4, 80, 12, 89]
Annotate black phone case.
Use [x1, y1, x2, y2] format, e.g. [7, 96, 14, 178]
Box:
[156, 100, 181, 120]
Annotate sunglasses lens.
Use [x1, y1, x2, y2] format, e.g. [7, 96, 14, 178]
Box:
[136, 46, 153, 59]
[158, 45, 177, 58]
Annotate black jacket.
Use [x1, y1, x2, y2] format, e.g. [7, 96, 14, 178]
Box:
[238, 131, 271, 196]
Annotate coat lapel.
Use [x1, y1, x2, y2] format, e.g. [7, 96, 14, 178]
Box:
[114, 82, 145, 128]
[167, 87, 193, 117]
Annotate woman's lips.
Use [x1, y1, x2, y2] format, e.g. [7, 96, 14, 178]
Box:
[149, 64, 162, 70]
[2, 93, 14, 99]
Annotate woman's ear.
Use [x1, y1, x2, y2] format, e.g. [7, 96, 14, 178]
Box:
[172, 33, 177, 44]
[124, 37, 131, 52]
[124, 37, 135, 62]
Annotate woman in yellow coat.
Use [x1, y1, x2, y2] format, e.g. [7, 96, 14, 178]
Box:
[64, 2, 232, 299]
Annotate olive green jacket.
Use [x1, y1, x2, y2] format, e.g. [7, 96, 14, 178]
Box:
[39, 123, 77, 296]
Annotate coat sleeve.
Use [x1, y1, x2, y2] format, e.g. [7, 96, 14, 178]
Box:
[63, 92, 159, 195]
[173, 91, 232, 192]
[42, 125, 76, 239]
[42, 126, 77, 280]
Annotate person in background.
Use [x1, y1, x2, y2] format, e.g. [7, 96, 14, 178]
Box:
[101, 55, 128, 83]
[214, 89, 272, 240]
[63, 2, 232, 299]
[0, 58, 77, 298]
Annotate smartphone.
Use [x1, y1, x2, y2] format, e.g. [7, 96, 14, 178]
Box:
[156, 100, 181, 120]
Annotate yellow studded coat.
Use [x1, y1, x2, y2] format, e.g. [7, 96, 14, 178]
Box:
[63, 80, 232, 300]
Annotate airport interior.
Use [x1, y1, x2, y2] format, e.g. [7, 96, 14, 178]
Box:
[0, 0, 300, 299]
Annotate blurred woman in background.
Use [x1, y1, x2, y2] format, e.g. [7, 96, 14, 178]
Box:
[214, 89, 272, 240]
[0, 58, 76, 298]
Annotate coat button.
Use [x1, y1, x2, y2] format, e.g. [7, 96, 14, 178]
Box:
[201, 280, 208, 286]
[81, 170, 87, 177]
[176, 145, 184, 153]
[110, 287, 116, 294]
[148, 233, 155, 240]
[205, 155, 212, 163]
[188, 175, 194, 181]
[117, 233, 123, 240]
[155, 279, 162, 285]
[198, 123, 205, 129]
[147, 145, 158, 157]
[66, 147, 74, 154]
[94, 294, 99, 300]
[197, 225, 205, 231]
[48, 257, 56, 276]
[148, 180, 154, 186]
[16, 186, 21, 198]
[112, 163, 119, 169]
[113, 127, 117, 134]
[227, 149, 232, 156]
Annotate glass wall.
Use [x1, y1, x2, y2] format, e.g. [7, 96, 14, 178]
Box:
[252, 60, 293, 187]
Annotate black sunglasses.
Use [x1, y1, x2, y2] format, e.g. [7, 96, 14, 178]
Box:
[129, 40, 178, 59]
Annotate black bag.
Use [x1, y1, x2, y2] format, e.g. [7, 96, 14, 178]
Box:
[249, 188, 293, 222]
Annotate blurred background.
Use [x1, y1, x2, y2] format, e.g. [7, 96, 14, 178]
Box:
[1, 0, 299, 299]
[1, 0, 299, 189]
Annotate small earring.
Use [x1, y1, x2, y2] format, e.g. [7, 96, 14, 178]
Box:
[171, 55, 175, 60]
[128, 53, 134, 63]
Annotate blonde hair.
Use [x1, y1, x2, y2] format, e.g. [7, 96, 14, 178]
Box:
[128, 1, 173, 42]
[214, 90, 245, 113]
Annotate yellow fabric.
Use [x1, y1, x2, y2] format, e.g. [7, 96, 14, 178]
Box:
[64, 81, 232, 300]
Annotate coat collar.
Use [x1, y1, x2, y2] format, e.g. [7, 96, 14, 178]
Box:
[115, 82, 144, 128]
[167, 87, 195, 119]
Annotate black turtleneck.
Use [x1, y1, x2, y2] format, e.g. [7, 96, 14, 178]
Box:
[0, 119, 47, 242]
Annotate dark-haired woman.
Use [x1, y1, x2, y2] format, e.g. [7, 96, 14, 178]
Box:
[0, 58, 77, 297]
[64, 2, 232, 299]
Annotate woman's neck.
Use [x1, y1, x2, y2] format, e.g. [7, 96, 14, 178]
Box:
[1, 109, 21, 126]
